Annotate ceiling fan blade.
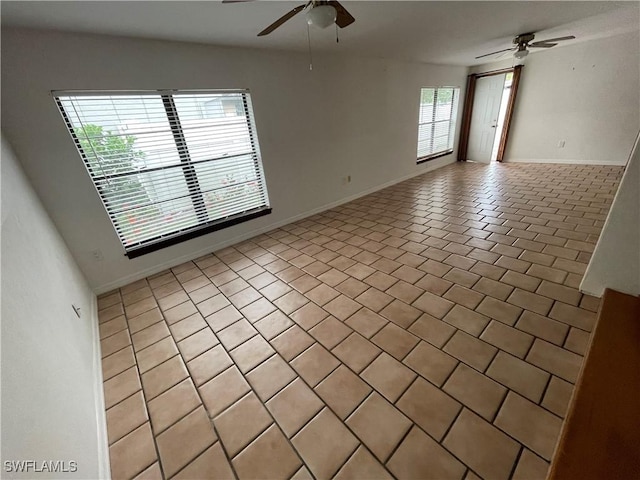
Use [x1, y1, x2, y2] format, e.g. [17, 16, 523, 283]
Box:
[533, 35, 576, 43]
[257, 4, 306, 36]
[529, 42, 557, 48]
[327, 1, 355, 28]
[475, 47, 516, 59]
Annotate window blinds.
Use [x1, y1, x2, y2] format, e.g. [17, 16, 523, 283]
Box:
[417, 87, 460, 160]
[54, 90, 270, 257]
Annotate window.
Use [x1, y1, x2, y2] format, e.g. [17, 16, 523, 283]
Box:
[54, 90, 270, 258]
[417, 86, 460, 162]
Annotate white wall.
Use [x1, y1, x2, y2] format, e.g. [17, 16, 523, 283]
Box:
[471, 31, 640, 165]
[1, 28, 468, 293]
[1, 135, 108, 478]
[581, 133, 640, 297]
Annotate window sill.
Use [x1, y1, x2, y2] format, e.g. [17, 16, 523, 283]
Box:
[417, 149, 453, 165]
[125, 206, 272, 259]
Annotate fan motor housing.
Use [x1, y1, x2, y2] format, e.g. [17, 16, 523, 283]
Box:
[513, 33, 535, 45]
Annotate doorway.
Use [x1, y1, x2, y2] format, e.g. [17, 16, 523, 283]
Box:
[458, 65, 522, 163]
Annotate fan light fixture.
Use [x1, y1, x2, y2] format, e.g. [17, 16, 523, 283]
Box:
[514, 49, 529, 59]
[306, 5, 337, 29]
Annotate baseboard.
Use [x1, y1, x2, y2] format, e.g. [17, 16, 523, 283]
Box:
[93, 157, 455, 294]
[91, 293, 111, 479]
[504, 158, 628, 166]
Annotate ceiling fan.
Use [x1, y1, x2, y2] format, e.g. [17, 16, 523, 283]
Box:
[476, 32, 576, 60]
[222, 0, 355, 36]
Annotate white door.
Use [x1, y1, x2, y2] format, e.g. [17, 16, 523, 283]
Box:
[467, 74, 506, 163]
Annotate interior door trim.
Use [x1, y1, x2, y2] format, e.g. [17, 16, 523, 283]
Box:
[458, 65, 523, 162]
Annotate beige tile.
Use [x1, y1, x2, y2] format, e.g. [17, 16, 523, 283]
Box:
[196, 294, 231, 318]
[536, 280, 581, 306]
[128, 308, 163, 334]
[125, 296, 158, 319]
[199, 366, 251, 417]
[443, 331, 497, 372]
[495, 392, 562, 460]
[443, 285, 484, 309]
[272, 325, 315, 361]
[397, 377, 461, 441]
[132, 462, 162, 480]
[290, 302, 329, 330]
[501, 270, 542, 292]
[480, 320, 534, 358]
[346, 392, 411, 462]
[217, 319, 256, 351]
[241, 297, 278, 322]
[334, 446, 392, 480]
[344, 307, 387, 338]
[102, 345, 136, 381]
[526, 339, 582, 383]
[564, 327, 591, 355]
[164, 301, 198, 325]
[246, 354, 297, 401]
[364, 271, 399, 291]
[515, 311, 569, 345]
[443, 409, 520, 480]
[187, 344, 233, 386]
[386, 280, 424, 304]
[361, 352, 416, 402]
[507, 289, 554, 316]
[230, 335, 275, 373]
[355, 288, 394, 312]
[542, 376, 574, 418]
[104, 366, 141, 409]
[228, 286, 261, 309]
[267, 378, 324, 437]
[173, 443, 234, 480]
[292, 408, 359, 480]
[141, 355, 188, 400]
[473, 277, 513, 301]
[100, 315, 128, 339]
[315, 365, 372, 419]
[549, 302, 596, 331]
[131, 322, 170, 352]
[387, 426, 466, 480]
[291, 273, 323, 293]
[188, 284, 220, 305]
[306, 284, 341, 306]
[291, 343, 339, 386]
[443, 363, 506, 421]
[335, 277, 370, 298]
[379, 299, 422, 328]
[412, 291, 454, 319]
[486, 351, 549, 403]
[255, 310, 294, 339]
[332, 332, 381, 373]
[147, 379, 200, 434]
[157, 406, 217, 477]
[309, 316, 352, 349]
[512, 449, 550, 480]
[260, 279, 292, 301]
[371, 322, 419, 360]
[170, 313, 207, 342]
[324, 294, 362, 321]
[403, 340, 458, 386]
[109, 423, 157, 480]
[158, 290, 190, 312]
[178, 328, 220, 362]
[214, 392, 273, 457]
[476, 296, 523, 326]
[136, 337, 179, 375]
[233, 424, 302, 480]
[106, 390, 148, 445]
[442, 305, 490, 337]
[408, 313, 456, 348]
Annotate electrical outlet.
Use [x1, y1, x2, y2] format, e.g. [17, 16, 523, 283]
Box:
[342, 175, 351, 185]
[92, 249, 104, 261]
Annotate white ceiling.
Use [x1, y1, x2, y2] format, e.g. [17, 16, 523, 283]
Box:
[2, 1, 638, 66]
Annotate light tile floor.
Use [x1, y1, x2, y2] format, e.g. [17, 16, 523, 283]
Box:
[98, 162, 623, 480]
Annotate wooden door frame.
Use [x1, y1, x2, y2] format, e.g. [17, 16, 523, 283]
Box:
[457, 65, 523, 162]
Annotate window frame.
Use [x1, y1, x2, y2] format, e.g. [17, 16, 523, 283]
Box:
[54, 89, 271, 259]
[416, 86, 460, 164]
